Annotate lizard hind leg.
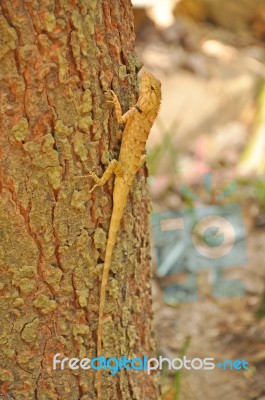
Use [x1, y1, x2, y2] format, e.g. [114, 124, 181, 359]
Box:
[89, 159, 124, 193]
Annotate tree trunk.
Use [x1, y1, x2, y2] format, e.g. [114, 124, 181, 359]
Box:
[0, 1, 159, 399]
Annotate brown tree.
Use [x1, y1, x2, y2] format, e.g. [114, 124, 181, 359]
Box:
[0, 1, 159, 399]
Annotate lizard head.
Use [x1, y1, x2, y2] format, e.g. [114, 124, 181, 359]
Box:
[138, 71, 161, 114]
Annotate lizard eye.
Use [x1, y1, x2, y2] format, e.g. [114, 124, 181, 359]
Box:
[151, 86, 154, 91]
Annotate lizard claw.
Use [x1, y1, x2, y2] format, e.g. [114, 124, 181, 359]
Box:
[107, 89, 118, 104]
[73, 170, 93, 180]
[74, 170, 100, 186]
[88, 171, 101, 184]
[88, 183, 99, 194]
[106, 90, 115, 105]
[85, 169, 94, 177]
[74, 174, 88, 180]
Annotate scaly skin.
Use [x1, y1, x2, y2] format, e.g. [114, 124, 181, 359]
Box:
[86, 71, 161, 399]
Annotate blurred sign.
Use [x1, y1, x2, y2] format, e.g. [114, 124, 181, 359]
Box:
[152, 174, 247, 302]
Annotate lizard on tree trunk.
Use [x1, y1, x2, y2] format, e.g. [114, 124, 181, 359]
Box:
[80, 71, 161, 399]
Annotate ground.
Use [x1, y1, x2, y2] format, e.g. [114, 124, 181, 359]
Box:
[135, 13, 265, 400]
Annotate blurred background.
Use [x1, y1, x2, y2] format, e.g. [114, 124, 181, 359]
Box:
[131, 0, 265, 399]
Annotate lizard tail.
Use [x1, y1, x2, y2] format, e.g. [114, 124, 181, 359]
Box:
[96, 234, 115, 400]
[97, 232, 116, 357]
[96, 201, 126, 399]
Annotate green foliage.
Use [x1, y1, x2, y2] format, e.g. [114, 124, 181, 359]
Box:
[162, 336, 191, 400]
[231, 177, 265, 210]
[255, 178, 265, 211]
[173, 336, 191, 400]
[147, 119, 179, 177]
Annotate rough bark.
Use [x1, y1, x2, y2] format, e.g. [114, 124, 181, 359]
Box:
[0, 1, 159, 399]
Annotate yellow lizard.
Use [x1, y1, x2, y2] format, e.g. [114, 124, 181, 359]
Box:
[85, 71, 161, 399]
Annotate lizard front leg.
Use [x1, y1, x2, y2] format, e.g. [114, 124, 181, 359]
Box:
[109, 90, 138, 124]
[88, 159, 124, 193]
